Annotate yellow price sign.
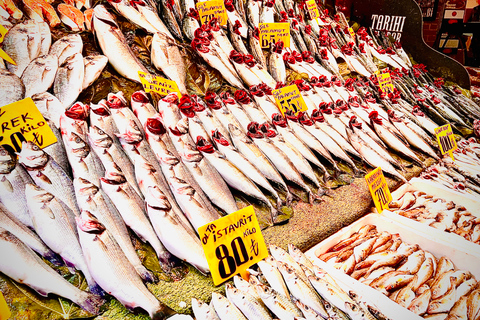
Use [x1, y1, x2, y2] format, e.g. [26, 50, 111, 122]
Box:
[306, 0, 320, 20]
[365, 167, 392, 213]
[0, 25, 15, 65]
[435, 124, 457, 160]
[196, 0, 227, 26]
[375, 71, 394, 93]
[0, 292, 10, 320]
[138, 72, 181, 98]
[348, 27, 356, 41]
[259, 22, 290, 48]
[198, 206, 268, 286]
[272, 84, 308, 116]
[0, 98, 57, 152]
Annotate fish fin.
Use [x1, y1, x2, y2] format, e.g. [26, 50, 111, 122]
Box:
[152, 304, 176, 320]
[136, 266, 158, 283]
[80, 294, 105, 315]
[89, 283, 105, 297]
[45, 251, 64, 266]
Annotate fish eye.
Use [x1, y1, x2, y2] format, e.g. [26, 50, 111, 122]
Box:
[0, 150, 6, 156]
[32, 145, 39, 151]
[98, 129, 105, 135]
[75, 137, 82, 143]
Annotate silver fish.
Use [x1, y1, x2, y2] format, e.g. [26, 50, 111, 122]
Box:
[257, 256, 290, 297]
[256, 282, 303, 319]
[89, 100, 119, 140]
[248, 28, 266, 68]
[192, 298, 220, 320]
[42, 119, 71, 175]
[25, 184, 101, 295]
[268, 42, 286, 83]
[295, 300, 324, 319]
[31, 91, 64, 128]
[131, 91, 157, 127]
[82, 55, 108, 90]
[49, 33, 83, 65]
[53, 52, 84, 108]
[76, 211, 174, 319]
[226, 283, 273, 320]
[0, 69, 24, 107]
[344, 301, 376, 320]
[0, 227, 103, 314]
[38, 21, 51, 56]
[211, 292, 247, 320]
[21, 54, 58, 98]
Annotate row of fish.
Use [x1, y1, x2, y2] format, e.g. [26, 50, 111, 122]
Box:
[316, 224, 480, 319]
[193, 243, 391, 320]
[0, 22, 107, 110]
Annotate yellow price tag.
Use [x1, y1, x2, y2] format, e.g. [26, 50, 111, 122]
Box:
[375, 71, 394, 93]
[196, 0, 227, 26]
[0, 292, 10, 320]
[138, 71, 181, 98]
[306, 0, 320, 20]
[272, 84, 308, 116]
[435, 124, 457, 161]
[259, 23, 290, 48]
[348, 27, 356, 41]
[198, 206, 268, 286]
[365, 167, 392, 213]
[0, 25, 16, 65]
[0, 98, 57, 152]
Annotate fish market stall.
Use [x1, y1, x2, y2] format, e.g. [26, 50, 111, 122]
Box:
[1, 0, 480, 316]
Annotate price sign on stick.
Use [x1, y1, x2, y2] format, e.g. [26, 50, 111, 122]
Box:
[435, 124, 457, 161]
[375, 71, 394, 93]
[0, 25, 15, 65]
[365, 167, 392, 213]
[272, 84, 308, 116]
[259, 23, 290, 48]
[0, 292, 11, 320]
[198, 206, 268, 286]
[196, 0, 227, 26]
[138, 72, 181, 98]
[0, 98, 57, 152]
[306, 0, 320, 20]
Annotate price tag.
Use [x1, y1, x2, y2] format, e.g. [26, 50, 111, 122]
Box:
[0, 292, 10, 320]
[272, 84, 308, 116]
[0, 25, 15, 65]
[306, 0, 320, 20]
[0, 98, 57, 152]
[435, 124, 457, 160]
[348, 27, 356, 41]
[198, 206, 268, 286]
[259, 23, 290, 48]
[196, 0, 227, 26]
[365, 167, 392, 213]
[138, 71, 181, 98]
[375, 71, 394, 93]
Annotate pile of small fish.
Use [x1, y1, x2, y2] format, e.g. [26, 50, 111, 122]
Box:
[193, 243, 392, 320]
[317, 224, 480, 319]
[0, 20, 107, 108]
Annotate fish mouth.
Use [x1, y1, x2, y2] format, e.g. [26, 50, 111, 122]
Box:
[65, 103, 89, 120]
[76, 213, 105, 234]
[212, 130, 229, 146]
[146, 118, 167, 135]
[106, 92, 127, 109]
[131, 91, 149, 103]
[196, 136, 214, 153]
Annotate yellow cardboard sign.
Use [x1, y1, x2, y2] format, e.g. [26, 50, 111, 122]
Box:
[365, 167, 392, 213]
[435, 124, 457, 160]
[375, 71, 394, 93]
[272, 84, 308, 116]
[348, 27, 356, 41]
[0, 292, 10, 320]
[198, 206, 268, 286]
[306, 0, 320, 20]
[259, 22, 290, 48]
[138, 71, 181, 98]
[0, 25, 15, 65]
[0, 98, 57, 152]
[196, 0, 227, 26]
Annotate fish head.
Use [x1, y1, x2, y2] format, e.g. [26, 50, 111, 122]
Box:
[67, 132, 90, 158]
[88, 126, 113, 149]
[212, 130, 230, 147]
[131, 91, 150, 112]
[118, 120, 143, 144]
[227, 123, 242, 137]
[145, 117, 167, 136]
[255, 283, 272, 300]
[92, 5, 118, 31]
[145, 186, 171, 212]
[276, 261, 295, 280]
[106, 91, 128, 109]
[17, 141, 48, 168]
[74, 177, 99, 198]
[0, 145, 16, 174]
[344, 301, 360, 315]
[102, 161, 126, 185]
[191, 298, 207, 315]
[25, 183, 54, 203]
[76, 210, 105, 234]
[180, 140, 203, 161]
[90, 100, 111, 118]
[195, 136, 214, 154]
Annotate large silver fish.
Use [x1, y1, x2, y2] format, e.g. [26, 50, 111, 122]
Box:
[256, 282, 303, 320]
[211, 292, 247, 320]
[21, 54, 58, 98]
[49, 33, 83, 65]
[192, 298, 220, 320]
[53, 52, 84, 108]
[82, 55, 108, 90]
[225, 283, 273, 320]
[76, 211, 174, 319]
[32, 91, 64, 129]
[0, 227, 104, 314]
[0, 69, 24, 107]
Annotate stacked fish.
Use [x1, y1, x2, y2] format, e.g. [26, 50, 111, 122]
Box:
[316, 224, 480, 319]
[193, 244, 392, 320]
[0, 20, 107, 109]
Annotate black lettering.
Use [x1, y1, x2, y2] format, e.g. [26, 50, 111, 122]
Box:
[10, 117, 20, 128]
[21, 113, 33, 122]
[1, 122, 9, 133]
[0, 108, 5, 117]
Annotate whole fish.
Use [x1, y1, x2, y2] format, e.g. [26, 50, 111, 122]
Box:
[53, 52, 84, 108]
[49, 33, 83, 65]
[268, 41, 287, 83]
[0, 203, 61, 265]
[258, 256, 290, 297]
[256, 283, 303, 319]
[74, 177, 156, 282]
[190, 95, 231, 145]
[32, 92, 64, 128]
[211, 292, 247, 320]
[344, 301, 376, 320]
[0, 228, 103, 314]
[158, 0, 184, 40]
[295, 300, 325, 319]
[57, 3, 85, 31]
[145, 185, 210, 274]
[226, 283, 273, 320]
[76, 211, 175, 319]
[18, 141, 81, 216]
[131, 91, 157, 125]
[42, 120, 71, 179]
[92, 5, 149, 83]
[90, 100, 119, 140]
[82, 55, 108, 90]
[0, 69, 24, 107]
[247, 28, 266, 68]
[25, 184, 101, 295]
[21, 54, 58, 98]
[192, 298, 220, 320]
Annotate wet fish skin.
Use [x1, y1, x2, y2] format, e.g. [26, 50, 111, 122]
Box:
[257, 257, 290, 298]
[76, 211, 175, 319]
[255, 283, 303, 319]
[54, 52, 84, 108]
[82, 55, 108, 90]
[40, 120, 71, 183]
[32, 92, 64, 128]
[211, 292, 247, 320]
[0, 227, 104, 314]
[344, 301, 376, 320]
[192, 298, 220, 320]
[49, 33, 83, 65]
[0, 69, 25, 107]
[225, 283, 273, 319]
[21, 54, 58, 98]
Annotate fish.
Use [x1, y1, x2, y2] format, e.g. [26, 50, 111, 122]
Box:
[57, 3, 85, 31]
[73, 177, 156, 282]
[408, 287, 431, 315]
[192, 298, 221, 320]
[144, 185, 210, 274]
[25, 184, 101, 295]
[397, 250, 425, 274]
[211, 292, 248, 320]
[447, 295, 468, 320]
[22, 0, 61, 27]
[466, 289, 480, 320]
[82, 55, 108, 89]
[410, 254, 435, 291]
[92, 5, 149, 83]
[257, 257, 290, 298]
[21, 54, 58, 98]
[31, 92, 64, 129]
[0, 0, 22, 19]
[0, 228, 104, 314]
[18, 141, 81, 216]
[295, 300, 324, 319]
[90, 100, 119, 141]
[344, 301, 376, 320]
[60, 102, 89, 143]
[247, 28, 266, 68]
[225, 283, 273, 319]
[0, 69, 25, 108]
[49, 33, 83, 65]
[190, 95, 231, 145]
[427, 278, 457, 314]
[131, 91, 158, 126]
[76, 211, 175, 319]
[53, 53, 84, 108]
[151, 32, 188, 95]
[256, 283, 303, 319]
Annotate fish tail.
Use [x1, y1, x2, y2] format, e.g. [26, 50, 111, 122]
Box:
[89, 282, 105, 297]
[286, 190, 294, 206]
[80, 293, 105, 315]
[276, 197, 283, 210]
[136, 266, 158, 283]
[152, 304, 176, 320]
[44, 251, 64, 266]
